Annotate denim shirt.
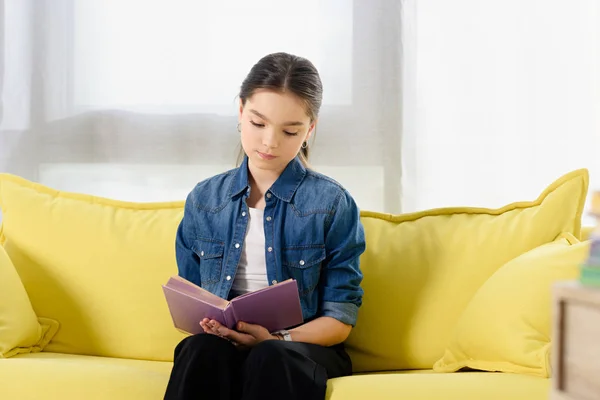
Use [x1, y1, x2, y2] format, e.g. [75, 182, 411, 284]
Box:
[175, 156, 366, 327]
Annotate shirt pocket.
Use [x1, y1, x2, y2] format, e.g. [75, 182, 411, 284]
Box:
[281, 246, 326, 295]
[193, 238, 225, 284]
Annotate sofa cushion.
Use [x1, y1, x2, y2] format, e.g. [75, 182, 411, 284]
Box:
[0, 354, 549, 400]
[0, 352, 172, 400]
[433, 234, 588, 377]
[345, 169, 588, 372]
[326, 370, 549, 400]
[0, 244, 59, 357]
[0, 173, 187, 361]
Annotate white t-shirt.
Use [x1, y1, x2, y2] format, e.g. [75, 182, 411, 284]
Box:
[230, 207, 269, 297]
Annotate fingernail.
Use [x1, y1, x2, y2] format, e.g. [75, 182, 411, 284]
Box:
[238, 322, 243, 329]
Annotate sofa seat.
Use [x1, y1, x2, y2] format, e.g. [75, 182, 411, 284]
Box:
[0, 352, 549, 400]
[0, 352, 173, 399]
[327, 370, 550, 399]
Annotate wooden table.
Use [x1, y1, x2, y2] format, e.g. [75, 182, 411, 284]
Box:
[551, 281, 600, 399]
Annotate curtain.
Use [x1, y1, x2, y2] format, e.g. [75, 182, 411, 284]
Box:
[401, 0, 599, 226]
[0, 0, 403, 214]
[2, 0, 599, 225]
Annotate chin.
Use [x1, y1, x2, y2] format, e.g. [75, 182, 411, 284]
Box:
[250, 154, 288, 171]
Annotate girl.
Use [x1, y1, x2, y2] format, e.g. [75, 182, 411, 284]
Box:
[164, 52, 365, 400]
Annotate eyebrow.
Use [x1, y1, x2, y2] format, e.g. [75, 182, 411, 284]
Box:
[249, 109, 305, 126]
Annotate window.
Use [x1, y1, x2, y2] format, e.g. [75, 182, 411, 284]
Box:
[73, 0, 354, 113]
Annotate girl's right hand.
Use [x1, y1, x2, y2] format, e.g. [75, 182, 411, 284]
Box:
[199, 318, 224, 338]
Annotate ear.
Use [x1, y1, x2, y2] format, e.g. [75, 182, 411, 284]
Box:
[305, 120, 317, 142]
[238, 99, 244, 121]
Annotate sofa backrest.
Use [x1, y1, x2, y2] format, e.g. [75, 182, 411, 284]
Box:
[344, 169, 588, 372]
[0, 169, 589, 371]
[0, 174, 187, 362]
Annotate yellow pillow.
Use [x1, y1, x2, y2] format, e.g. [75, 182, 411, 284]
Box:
[581, 226, 594, 241]
[433, 233, 588, 377]
[0, 244, 59, 357]
[345, 169, 588, 372]
[0, 174, 187, 361]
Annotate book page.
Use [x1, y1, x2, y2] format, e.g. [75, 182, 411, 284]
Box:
[168, 275, 230, 309]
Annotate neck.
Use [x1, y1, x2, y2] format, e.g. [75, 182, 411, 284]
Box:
[247, 161, 282, 190]
[246, 161, 283, 208]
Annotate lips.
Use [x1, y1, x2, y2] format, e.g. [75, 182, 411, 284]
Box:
[257, 151, 277, 160]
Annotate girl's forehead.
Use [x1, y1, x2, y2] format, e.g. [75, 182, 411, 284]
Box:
[245, 90, 310, 122]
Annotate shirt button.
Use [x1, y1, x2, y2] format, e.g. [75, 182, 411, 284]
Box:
[266, 216, 272, 222]
[299, 260, 305, 266]
[272, 280, 277, 285]
[267, 247, 273, 252]
[200, 251, 204, 256]
[242, 211, 246, 217]
[226, 275, 231, 281]
[266, 193, 272, 199]
[235, 243, 240, 249]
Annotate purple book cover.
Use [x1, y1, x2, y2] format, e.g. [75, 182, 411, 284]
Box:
[162, 276, 303, 334]
[229, 280, 304, 332]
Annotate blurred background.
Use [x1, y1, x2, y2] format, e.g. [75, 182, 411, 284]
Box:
[1, 0, 598, 224]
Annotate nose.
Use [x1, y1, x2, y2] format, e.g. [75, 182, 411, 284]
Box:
[262, 128, 278, 149]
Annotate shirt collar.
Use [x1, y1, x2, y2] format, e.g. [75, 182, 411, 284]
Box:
[229, 155, 307, 203]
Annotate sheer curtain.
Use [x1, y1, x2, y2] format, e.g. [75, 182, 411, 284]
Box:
[401, 0, 600, 225]
[2, 0, 599, 224]
[0, 0, 402, 214]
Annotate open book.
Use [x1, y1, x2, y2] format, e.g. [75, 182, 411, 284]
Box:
[162, 276, 304, 335]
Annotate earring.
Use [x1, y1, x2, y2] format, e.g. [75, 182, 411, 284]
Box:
[237, 123, 241, 132]
[301, 141, 308, 149]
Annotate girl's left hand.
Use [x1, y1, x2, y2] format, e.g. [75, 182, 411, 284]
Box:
[200, 319, 277, 347]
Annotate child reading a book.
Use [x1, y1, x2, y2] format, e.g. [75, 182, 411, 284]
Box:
[163, 52, 366, 400]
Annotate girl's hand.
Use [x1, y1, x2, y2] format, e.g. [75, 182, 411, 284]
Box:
[199, 318, 228, 339]
[199, 318, 277, 347]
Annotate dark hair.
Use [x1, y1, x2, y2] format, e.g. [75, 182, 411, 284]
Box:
[237, 52, 323, 167]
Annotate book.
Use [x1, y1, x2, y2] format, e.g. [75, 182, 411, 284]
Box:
[581, 192, 600, 287]
[162, 275, 304, 335]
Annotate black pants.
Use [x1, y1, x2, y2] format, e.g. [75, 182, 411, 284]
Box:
[163, 334, 353, 400]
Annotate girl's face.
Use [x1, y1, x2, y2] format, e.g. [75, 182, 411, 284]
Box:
[239, 89, 315, 176]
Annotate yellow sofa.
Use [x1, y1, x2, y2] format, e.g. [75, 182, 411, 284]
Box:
[0, 168, 592, 399]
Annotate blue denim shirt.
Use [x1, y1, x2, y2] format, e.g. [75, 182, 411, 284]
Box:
[175, 156, 365, 327]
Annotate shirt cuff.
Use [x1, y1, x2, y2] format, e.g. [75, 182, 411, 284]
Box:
[321, 301, 359, 327]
